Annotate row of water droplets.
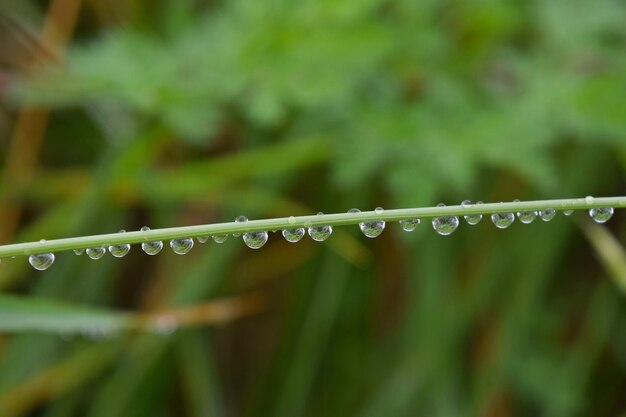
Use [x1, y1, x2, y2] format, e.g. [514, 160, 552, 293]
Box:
[26, 198, 618, 271]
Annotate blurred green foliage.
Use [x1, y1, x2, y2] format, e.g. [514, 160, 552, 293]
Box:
[1, 0, 626, 416]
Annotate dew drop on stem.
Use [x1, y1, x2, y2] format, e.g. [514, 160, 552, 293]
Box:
[432, 204, 459, 236]
[212, 235, 228, 243]
[462, 200, 482, 225]
[307, 212, 333, 241]
[29, 253, 55, 271]
[491, 212, 515, 229]
[139, 227, 163, 255]
[109, 230, 131, 258]
[233, 216, 248, 237]
[170, 238, 194, 255]
[517, 210, 537, 224]
[539, 209, 556, 222]
[282, 228, 305, 243]
[350, 208, 385, 238]
[243, 231, 268, 249]
[86, 247, 106, 260]
[589, 207, 614, 223]
[399, 218, 420, 232]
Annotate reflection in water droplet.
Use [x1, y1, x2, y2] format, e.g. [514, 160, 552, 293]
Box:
[197, 236, 209, 243]
[308, 225, 333, 241]
[399, 219, 420, 232]
[233, 216, 248, 237]
[374, 207, 384, 215]
[108, 230, 130, 258]
[432, 204, 459, 235]
[170, 238, 194, 255]
[142, 240, 163, 255]
[349, 208, 385, 238]
[109, 243, 130, 258]
[29, 253, 55, 270]
[539, 209, 556, 222]
[243, 231, 268, 249]
[86, 247, 106, 260]
[585, 196, 594, 204]
[212, 235, 228, 243]
[517, 210, 537, 224]
[589, 207, 614, 223]
[563, 210, 574, 216]
[282, 228, 305, 243]
[360, 220, 385, 238]
[461, 201, 482, 225]
[491, 213, 515, 229]
[73, 249, 84, 256]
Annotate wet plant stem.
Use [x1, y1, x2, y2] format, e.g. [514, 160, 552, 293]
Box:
[1, 196, 624, 258]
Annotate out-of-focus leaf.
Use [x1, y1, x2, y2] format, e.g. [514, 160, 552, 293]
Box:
[0, 295, 130, 334]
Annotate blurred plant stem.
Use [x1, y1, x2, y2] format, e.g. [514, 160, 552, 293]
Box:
[579, 219, 626, 292]
[0, 0, 81, 243]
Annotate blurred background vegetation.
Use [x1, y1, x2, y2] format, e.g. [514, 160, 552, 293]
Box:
[1, 0, 626, 416]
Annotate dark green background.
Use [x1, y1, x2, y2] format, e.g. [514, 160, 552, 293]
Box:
[1, 0, 626, 416]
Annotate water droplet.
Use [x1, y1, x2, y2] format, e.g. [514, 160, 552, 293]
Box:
[39, 239, 46, 244]
[491, 213, 515, 229]
[308, 225, 333, 241]
[29, 253, 55, 271]
[142, 240, 163, 255]
[589, 207, 614, 223]
[109, 243, 130, 257]
[585, 196, 594, 205]
[360, 220, 385, 238]
[563, 210, 574, 216]
[374, 207, 384, 215]
[170, 238, 194, 255]
[432, 214, 459, 237]
[539, 209, 556, 222]
[108, 230, 131, 258]
[197, 236, 209, 243]
[282, 228, 305, 243]
[517, 210, 537, 224]
[432, 204, 459, 235]
[243, 231, 268, 249]
[233, 216, 248, 237]
[73, 249, 84, 256]
[399, 219, 420, 232]
[141, 226, 150, 232]
[288, 216, 297, 225]
[212, 235, 228, 243]
[461, 201, 481, 225]
[349, 208, 385, 238]
[86, 247, 106, 260]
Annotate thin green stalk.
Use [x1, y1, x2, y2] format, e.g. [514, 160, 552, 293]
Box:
[1, 196, 624, 258]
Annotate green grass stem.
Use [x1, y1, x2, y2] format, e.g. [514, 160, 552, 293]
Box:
[1, 196, 624, 258]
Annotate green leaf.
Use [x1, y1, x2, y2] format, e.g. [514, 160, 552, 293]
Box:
[0, 295, 131, 334]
